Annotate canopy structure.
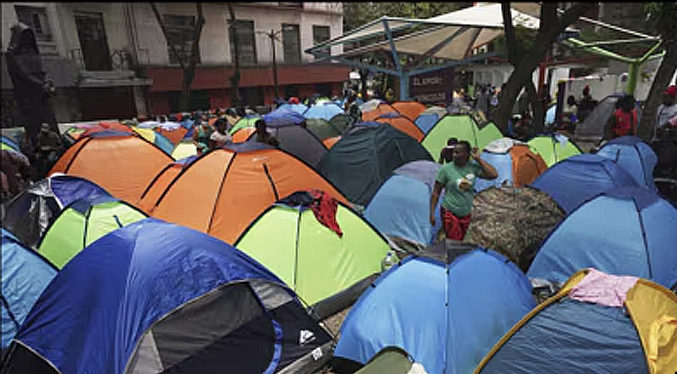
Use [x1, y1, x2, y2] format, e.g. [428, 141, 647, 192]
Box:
[306, 3, 550, 100]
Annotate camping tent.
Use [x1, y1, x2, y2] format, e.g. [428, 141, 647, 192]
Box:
[37, 195, 148, 269]
[228, 114, 261, 135]
[317, 124, 433, 206]
[365, 160, 443, 246]
[1, 135, 20, 152]
[575, 94, 643, 139]
[278, 102, 309, 115]
[303, 101, 345, 122]
[323, 135, 342, 149]
[170, 140, 197, 160]
[2, 174, 111, 249]
[375, 112, 425, 142]
[329, 113, 353, 134]
[463, 186, 565, 272]
[1, 229, 57, 352]
[156, 125, 189, 146]
[305, 118, 343, 140]
[421, 115, 502, 160]
[49, 132, 173, 204]
[391, 101, 426, 123]
[234, 191, 390, 312]
[137, 156, 197, 213]
[149, 143, 347, 245]
[527, 133, 582, 167]
[474, 138, 548, 193]
[530, 153, 640, 213]
[475, 269, 677, 374]
[362, 102, 400, 122]
[130, 127, 174, 155]
[334, 249, 536, 374]
[2, 218, 333, 374]
[353, 347, 420, 374]
[527, 187, 677, 290]
[597, 135, 657, 190]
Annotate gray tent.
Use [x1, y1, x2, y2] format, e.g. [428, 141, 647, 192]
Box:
[575, 94, 642, 140]
[246, 122, 328, 169]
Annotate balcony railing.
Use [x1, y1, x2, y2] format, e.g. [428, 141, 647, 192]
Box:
[70, 49, 146, 72]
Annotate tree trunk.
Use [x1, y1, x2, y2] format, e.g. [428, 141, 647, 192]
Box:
[227, 3, 241, 108]
[639, 43, 677, 142]
[179, 3, 204, 112]
[493, 2, 593, 133]
[527, 81, 545, 133]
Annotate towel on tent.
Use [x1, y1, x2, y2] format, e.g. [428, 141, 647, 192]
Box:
[279, 189, 343, 237]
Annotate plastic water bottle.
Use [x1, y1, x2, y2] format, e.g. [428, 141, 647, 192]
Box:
[381, 251, 397, 272]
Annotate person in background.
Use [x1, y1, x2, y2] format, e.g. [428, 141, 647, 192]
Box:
[385, 88, 396, 103]
[604, 94, 637, 141]
[345, 91, 362, 127]
[654, 85, 677, 142]
[192, 116, 214, 156]
[578, 85, 596, 122]
[429, 141, 498, 241]
[254, 119, 280, 147]
[209, 118, 232, 150]
[438, 137, 459, 164]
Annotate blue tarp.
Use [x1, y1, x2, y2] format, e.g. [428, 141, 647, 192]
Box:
[597, 136, 657, 190]
[474, 152, 514, 193]
[303, 102, 344, 122]
[335, 249, 536, 374]
[527, 187, 677, 289]
[1, 229, 57, 350]
[12, 218, 287, 374]
[479, 298, 648, 373]
[530, 154, 639, 213]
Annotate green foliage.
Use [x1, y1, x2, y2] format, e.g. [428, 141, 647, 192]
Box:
[644, 2, 677, 42]
[343, 2, 472, 32]
[491, 26, 538, 61]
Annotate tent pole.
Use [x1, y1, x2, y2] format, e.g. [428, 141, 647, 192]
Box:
[399, 71, 409, 101]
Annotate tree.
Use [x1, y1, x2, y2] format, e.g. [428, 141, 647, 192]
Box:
[639, 2, 677, 141]
[499, 5, 544, 131]
[493, 2, 594, 134]
[151, 2, 205, 112]
[227, 3, 242, 108]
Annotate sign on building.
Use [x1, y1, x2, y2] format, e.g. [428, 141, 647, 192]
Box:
[409, 66, 455, 105]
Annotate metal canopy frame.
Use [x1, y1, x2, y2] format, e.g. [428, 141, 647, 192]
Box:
[304, 8, 523, 100]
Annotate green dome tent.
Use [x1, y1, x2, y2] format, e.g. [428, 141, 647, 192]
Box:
[37, 195, 147, 269]
[228, 114, 261, 135]
[421, 115, 502, 159]
[527, 134, 582, 167]
[234, 191, 391, 318]
[306, 117, 343, 140]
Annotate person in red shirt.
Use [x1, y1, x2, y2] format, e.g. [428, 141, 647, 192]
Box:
[604, 94, 637, 140]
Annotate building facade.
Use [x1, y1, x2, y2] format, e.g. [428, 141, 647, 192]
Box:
[1, 2, 348, 124]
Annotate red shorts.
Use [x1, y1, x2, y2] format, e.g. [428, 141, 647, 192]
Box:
[441, 207, 471, 241]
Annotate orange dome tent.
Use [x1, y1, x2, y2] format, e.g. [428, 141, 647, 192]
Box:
[232, 127, 256, 143]
[80, 121, 134, 137]
[362, 103, 398, 122]
[148, 143, 348, 244]
[136, 156, 197, 214]
[156, 126, 188, 146]
[376, 112, 425, 142]
[322, 135, 342, 149]
[49, 133, 174, 204]
[392, 101, 426, 122]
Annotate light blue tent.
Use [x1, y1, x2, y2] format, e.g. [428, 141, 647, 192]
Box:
[528, 187, 677, 289]
[278, 102, 309, 115]
[414, 113, 441, 134]
[1, 229, 57, 351]
[597, 135, 657, 190]
[530, 154, 639, 213]
[335, 249, 536, 374]
[4, 218, 333, 374]
[365, 161, 442, 245]
[303, 102, 345, 122]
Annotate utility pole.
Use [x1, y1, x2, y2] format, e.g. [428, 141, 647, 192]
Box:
[258, 28, 284, 101]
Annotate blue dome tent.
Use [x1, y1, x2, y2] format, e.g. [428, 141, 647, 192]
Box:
[3, 219, 333, 374]
[528, 187, 677, 290]
[334, 249, 536, 374]
[1, 229, 57, 352]
[596, 135, 657, 190]
[530, 154, 639, 213]
[365, 160, 442, 246]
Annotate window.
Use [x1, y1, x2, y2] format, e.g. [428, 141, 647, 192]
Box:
[15, 5, 52, 42]
[282, 24, 301, 64]
[163, 14, 200, 66]
[229, 20, 257, 65]
[312, 25, 330, 46]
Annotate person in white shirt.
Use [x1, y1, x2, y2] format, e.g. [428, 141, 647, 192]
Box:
[654, 85, 677, 142]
